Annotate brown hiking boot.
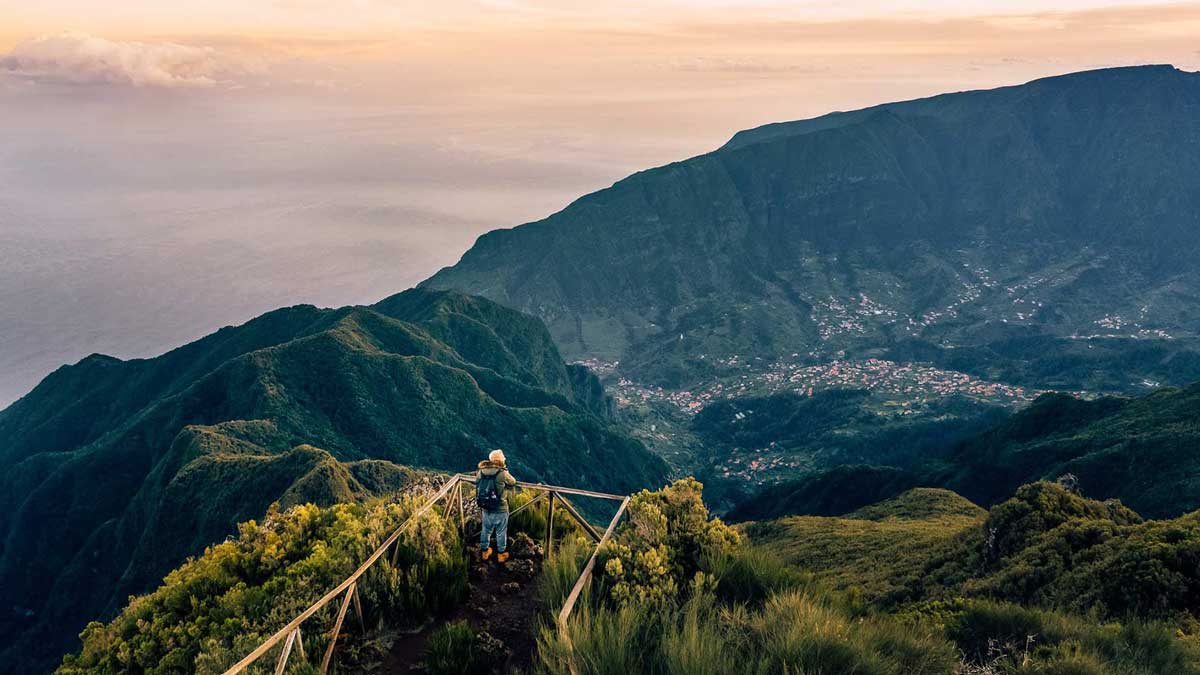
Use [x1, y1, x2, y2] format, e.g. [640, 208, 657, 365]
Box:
[496, 551, 510, 563]
[481, 547, 493, 561]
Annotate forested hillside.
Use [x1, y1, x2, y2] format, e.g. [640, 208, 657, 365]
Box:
[729, 382, 1200, 521]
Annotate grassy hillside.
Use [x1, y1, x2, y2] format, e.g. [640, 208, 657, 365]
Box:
[937, 383, 1200, 518]
[60, 479, 1200, 674]
[744, 482, 1200, 628]
[0, 288, 667, 674]
[541, 480, 1199, 675]
[741, 488, 985, 602]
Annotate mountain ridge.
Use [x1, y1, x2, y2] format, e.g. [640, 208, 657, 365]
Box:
[424, 64, 1200, 391]
[0, 288, 667, 674]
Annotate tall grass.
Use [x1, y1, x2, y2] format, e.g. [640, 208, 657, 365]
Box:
[538, 603, 656, 675]
[424, 621, 489, 675]
[537, 540, 592, 614]
[706, 546, 815, 605]
[533, 544, 1200, 675]
[943, 600, 1200, 675]
[658, 595, 748, 675]
[535, 588, 957, 675]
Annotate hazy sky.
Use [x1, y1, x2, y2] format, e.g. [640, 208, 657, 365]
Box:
[2, 1, 1200, 406]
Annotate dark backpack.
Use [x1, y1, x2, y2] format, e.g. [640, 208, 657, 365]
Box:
[476, 473, 502, 511]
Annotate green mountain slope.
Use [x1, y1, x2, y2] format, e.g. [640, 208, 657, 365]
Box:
[743, 482, 1200, 625]
[692, 389, 1004, 485]
[424, 65, 1200, 391]
[0, 288, 667, 674]
[937, 382, 1200, 519]
[726, 464, 924, 522]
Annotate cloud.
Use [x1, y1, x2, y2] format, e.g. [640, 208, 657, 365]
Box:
[0, 33, 245, 87]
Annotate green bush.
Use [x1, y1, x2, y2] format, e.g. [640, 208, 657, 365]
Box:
[599, 478, 739, 607]
[537, 479, 958, 675]
[547, 479, 1200, 675]
[982, 482, 1142, 563]
[58, 495, 467, 675]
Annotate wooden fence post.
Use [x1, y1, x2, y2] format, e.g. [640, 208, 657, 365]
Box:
[274, 628, 299, 675]
[457, 480, 465, 533]
[545, 491, 556, 559]
[555, 494, 602, 542]
[320, 583, 356, 675]
[352, 584, 366, 634]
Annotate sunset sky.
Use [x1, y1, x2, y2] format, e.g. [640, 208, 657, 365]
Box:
[2, 0, 1199, 405]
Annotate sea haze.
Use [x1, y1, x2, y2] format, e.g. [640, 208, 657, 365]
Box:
[0, 85, 695, 407]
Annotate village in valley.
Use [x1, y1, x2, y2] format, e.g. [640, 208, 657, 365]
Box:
[578, 355, 1043, 418]
[574, 353, 1059, 487]
[571, 256, 1185, 489]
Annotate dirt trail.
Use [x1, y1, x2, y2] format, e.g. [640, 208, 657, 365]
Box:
[378, 534, 546, 674]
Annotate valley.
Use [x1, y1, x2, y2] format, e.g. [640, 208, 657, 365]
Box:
[6, 64, 1200, 674]
[588, 355, 1040, 488]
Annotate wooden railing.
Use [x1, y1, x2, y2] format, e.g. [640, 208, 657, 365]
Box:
[222, 473, 629, 675]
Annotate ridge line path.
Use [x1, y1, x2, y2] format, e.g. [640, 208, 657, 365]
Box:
[378, 535, 545, 674]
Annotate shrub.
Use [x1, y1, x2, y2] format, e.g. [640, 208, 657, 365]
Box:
[600, 478, 739, 607]
[58, 495, 467, 675]
[982, 482, 1141, 562]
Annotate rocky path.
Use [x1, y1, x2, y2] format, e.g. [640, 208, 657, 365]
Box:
[377, 533, 546, 674]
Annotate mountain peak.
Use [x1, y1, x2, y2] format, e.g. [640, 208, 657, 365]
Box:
[425, 65, 1200, 390]
[723, 63, 1195, 151]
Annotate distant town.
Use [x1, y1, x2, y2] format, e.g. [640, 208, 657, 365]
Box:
[578, 356, 1044, 418]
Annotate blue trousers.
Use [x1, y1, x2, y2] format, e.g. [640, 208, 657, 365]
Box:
[480, 510, 509, 552]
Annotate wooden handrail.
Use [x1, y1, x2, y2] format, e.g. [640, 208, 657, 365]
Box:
[557, 496, 629, 631]
[554, 494, 603, 543]
[222, 472, 634, 675]
[453, 474, 627, 501]
[222, 474, 463, 674]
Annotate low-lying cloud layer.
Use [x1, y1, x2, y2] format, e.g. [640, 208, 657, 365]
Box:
[0, 32, 241, 87]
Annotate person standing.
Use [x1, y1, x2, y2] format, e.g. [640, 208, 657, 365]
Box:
[476, 449, 518, 562]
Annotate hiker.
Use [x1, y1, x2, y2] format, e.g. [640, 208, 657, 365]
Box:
[476, 448, 518, 562]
